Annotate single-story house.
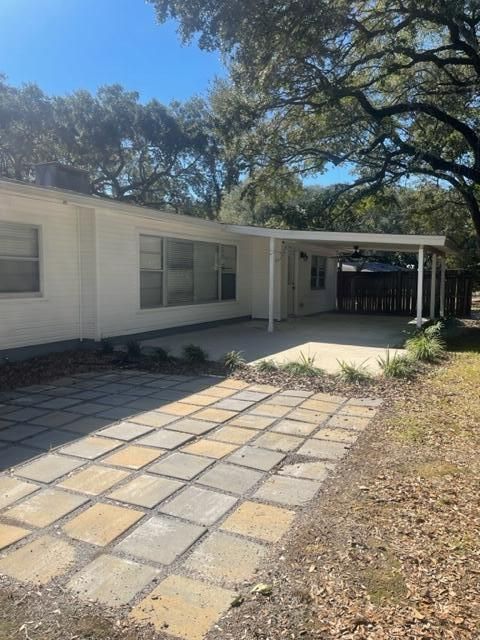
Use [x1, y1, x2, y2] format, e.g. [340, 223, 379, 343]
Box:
[0, 164, 456, 360]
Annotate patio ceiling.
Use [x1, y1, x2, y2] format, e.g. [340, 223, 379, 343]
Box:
[225, 225, 457, 256]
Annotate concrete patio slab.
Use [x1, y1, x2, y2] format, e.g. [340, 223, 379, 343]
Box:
[130, 574, 235, 640]
[60, 436, 123, 460]
[197, 463, 264, 494]
[148, 451, 214, 480]
[14, 454, 84, 483]
[182, 439, 238, 459]
[313, 427, 359, 443]
[297, 438, 350, 460]
[0, 535, 76, 585]
[279, 461, 333, 481]
[0, 476, 39, 509]
[253, 432, 304, 453]
[98, 421, 154, 441]
[0, 523, 31, 550]
[116, 515, 205, 564]
[63, 502, 143, 546]
[327, 414, 372, 430]
[108, 474, 184, 508]
[129, 411, 178, 428]
[208, 425, 256, 445]
[229, 414, 276, 430]
[254, 474, 322, 506]
[138, 429, 194, 450]
[160, 486, 237, 526]
[0, 424, 46, 442]
[102, 445, 163, 469]
[184, 531, 267, 585]
[67, 554, 159, 607]
[226, 445, 285, 471]
[271, 418, 318, 437]
[166, 418, 217, 436]
[221, 500, 295, 542]
[59, 465, 130, 495]
[6, 488, 88, 528]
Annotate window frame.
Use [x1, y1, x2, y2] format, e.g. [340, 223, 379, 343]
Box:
[138, 231, 238, 310]
[0, 221, 43, 299]
[310, 254, 327, 291]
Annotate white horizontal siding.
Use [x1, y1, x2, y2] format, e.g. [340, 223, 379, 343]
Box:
[0, 194, 81, 349]
[95, 209, 253, 338]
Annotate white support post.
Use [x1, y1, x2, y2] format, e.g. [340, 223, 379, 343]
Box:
[416, 246, 424, 328]
[440, 255, 446, 318]
[430, 253, 437, 320]
[268, 236, 275, 333]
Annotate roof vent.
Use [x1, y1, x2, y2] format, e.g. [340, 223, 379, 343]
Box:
[35, 162, 91, 195]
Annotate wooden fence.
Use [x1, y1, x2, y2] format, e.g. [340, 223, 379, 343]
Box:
[337, 270, 473, 317]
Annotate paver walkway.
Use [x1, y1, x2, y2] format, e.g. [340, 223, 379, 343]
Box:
[0, 370, 381, 640]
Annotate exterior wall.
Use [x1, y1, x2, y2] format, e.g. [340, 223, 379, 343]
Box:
[295, 246, 337, 315]
[94, 208, 253, 339]
[0, 191, 81, 351]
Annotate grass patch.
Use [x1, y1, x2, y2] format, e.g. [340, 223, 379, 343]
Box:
[361, 564, 407, 606]
[414, 461, 461, 478]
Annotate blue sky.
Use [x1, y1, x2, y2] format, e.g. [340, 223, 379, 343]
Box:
[0, 0, 349, 185]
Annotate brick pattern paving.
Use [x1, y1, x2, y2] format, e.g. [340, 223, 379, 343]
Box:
[0, 370, 380, 639]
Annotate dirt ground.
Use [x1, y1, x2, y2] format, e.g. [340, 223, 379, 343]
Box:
[0, 327, 479, 639]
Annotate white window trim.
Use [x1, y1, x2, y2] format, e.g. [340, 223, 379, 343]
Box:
[0, 222, 44, 300]
[138, 231, 239, 310]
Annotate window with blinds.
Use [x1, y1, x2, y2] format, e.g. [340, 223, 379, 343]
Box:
[0, 222, 40, 294]
[311, 255, 326, 290]
[139, 234, 236, 308]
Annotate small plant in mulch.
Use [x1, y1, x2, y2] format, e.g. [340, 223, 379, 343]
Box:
[126, 339, 142, 360]
[280, 352, 324, 377]
[182, 344, 208, 363]
[255, 359, 278, 372]
[405, 323, 446, 363]
[337, 358, 372, 383]
[223, 350, 246, 371]
[377, 349, 417, 379]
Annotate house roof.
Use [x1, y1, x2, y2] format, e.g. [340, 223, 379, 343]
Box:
[0, 177, 456, 254]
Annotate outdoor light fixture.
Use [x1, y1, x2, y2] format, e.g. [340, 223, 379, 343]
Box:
[300, 251, 308, 261]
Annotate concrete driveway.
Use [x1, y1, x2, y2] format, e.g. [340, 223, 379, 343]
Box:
[143, 314, 411, 374]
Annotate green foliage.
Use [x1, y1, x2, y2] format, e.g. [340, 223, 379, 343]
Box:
[255, 359, 278, 372]
[337, 359, 372, 383]
[126, 340, 142, 359]
[280, 352, 324, 377]
[182, 344, 208, 363]
[154, 347, 171, 362]
[405, 331, 446, 363]
[377, 349, 417, 379]
[100, 338, 114, 354]
[223, 350, 245, 370]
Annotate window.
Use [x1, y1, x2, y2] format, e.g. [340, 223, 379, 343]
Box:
[0, 222, 40, 295]
[311, 255, 326, 290]
[139, 234, 237, 308]
[140, 235, 163, 308]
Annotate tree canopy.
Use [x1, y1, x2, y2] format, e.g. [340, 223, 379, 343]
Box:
[149, 0, 480, 239]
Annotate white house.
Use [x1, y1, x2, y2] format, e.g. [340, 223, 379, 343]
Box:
[0, 167, 454, 360]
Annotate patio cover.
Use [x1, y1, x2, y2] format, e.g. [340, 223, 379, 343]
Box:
[225, 226, 457, 332]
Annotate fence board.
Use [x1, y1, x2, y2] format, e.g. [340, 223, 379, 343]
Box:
[337, 270, 472, 317]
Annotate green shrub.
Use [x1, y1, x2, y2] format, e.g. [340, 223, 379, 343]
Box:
[256, 359, 278, 372]
[337, 359, 372, 383]
[405, 331, 445, 362]
[377, 349, 417, 379]
[280, 352, 324, 377]
[126, 339, 142, 359]
[154, 347, 171, 362]
[182, 344, 208, 363]
[100, 338, 114, 354]
[223, 350, 245, 370]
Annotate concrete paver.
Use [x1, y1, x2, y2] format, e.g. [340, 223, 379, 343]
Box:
[227, 445, 285, 471]
[102, 445, 163, 469]
[130, 411, 178, 428]
[184, 531, 266, 584]
[182, 439, 238, 459]
[271, 419, 317, 437]
[208, 425, 256, 445]
[0, 535, 76, 584]
[59, 465, 130, 495]
[64, 502, 144, 546]
[109, 474, 184, 508]
[148, 451, 213, 480]
[221, 500, 295, 542]
[116, 515, 205, 564]
[327, 414, 372, 430]
[166, 418, 217, 436]
[67, 554, 159, 606]
[6, 488, 88, 528]
[288, 408, 330, 424]
[197, 462, 263, 494]
[160, 486, 237, 526]
[138, 429, 194, 450]
[253, 431, 303, 453]
[0, 522, 31, 550]
[254, 474, 321, 506]
[60, 436, 123, 460]
[313, 427, 358, 443]
[0, 476, 39, 509]
[279, 461, 333, 481]
[297, 438, 350, 460]
[194, 408, 238, 423]
[98, 421, 154, 441]
[213, 398, 254, 412]
[229, 415, 276, 430]
[0, 424, 46, 442]
[15, 454, 84, 483]
[250, 403, 291, 418]
[130, 574, 235, 640]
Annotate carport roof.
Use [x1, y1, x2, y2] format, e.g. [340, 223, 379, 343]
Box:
[225, 225, 457, 255]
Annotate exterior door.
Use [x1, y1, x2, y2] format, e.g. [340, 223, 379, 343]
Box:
[287, 248, 296, 315]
